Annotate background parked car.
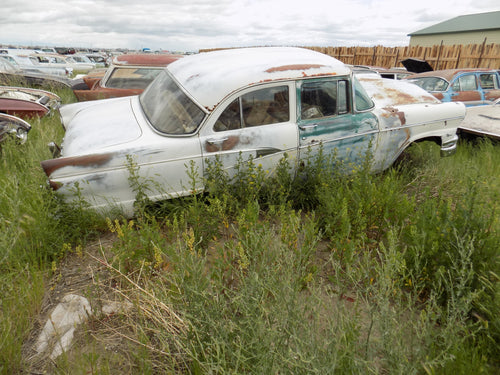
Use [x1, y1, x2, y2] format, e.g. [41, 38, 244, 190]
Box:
[405, 69, 500, 106]
[0, 113, 31, 144]
[73, 53, 183, 101]
[0, 86, 61, 119]
[0, 58, 83, 90]
[0, 53, 69, 76]
[458, 98, 500, 140]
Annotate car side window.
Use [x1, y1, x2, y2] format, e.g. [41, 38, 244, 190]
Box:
[479, 73, 498, 89]
[453, 74, 477, 91]
[353, 76, 374, 112]
[300, 79, 351, 119]
[214, 86, 289, 132]
[214, 98, 241, 131]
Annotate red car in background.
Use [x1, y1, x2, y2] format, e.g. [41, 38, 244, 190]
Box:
[0, 86, 61, 119]
[73, 54, 183, 101]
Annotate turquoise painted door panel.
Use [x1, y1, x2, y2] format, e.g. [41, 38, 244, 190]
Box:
[297, 78, 379, 168]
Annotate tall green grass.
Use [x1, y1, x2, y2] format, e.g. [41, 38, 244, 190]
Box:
[0, 87, 498, 373]
[0, 88, 104, 373]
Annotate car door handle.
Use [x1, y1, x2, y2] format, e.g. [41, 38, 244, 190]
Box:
[299, 124, 318, 130]
[206, 137, 228, 145]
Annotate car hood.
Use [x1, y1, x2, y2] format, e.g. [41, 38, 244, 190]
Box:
[400, 58, 433, 73]
[60, 96, 142, 156]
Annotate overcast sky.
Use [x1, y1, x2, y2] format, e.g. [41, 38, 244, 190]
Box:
[1, 0, 498, 52]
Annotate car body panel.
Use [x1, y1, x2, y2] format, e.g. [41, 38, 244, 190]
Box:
[0, 86, 61, 110]
[458, 100, 500, 140]
[199, 81, 300, 177]
[0, 97, 49, 118]
[41, 47, 466, 217]
[406, 69, 500, 106]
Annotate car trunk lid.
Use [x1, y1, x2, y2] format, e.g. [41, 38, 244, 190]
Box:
[60, 96, 142, 156]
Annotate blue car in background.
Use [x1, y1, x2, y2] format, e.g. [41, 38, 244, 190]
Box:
[405, 69, 500, 106]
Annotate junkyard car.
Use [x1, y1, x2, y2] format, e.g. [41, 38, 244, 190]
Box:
[0, 113, 31, 144]
[0, 58, 83, 90]
[73, 54, 183, 101]
[41, 47, 465, 217]
[0, 86, 61, 118]
[458, 98, 500, 140]
[406, 69, 500, 106]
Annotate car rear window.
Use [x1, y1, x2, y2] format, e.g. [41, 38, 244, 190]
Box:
[408, 77, 449, 92]
[106, 67, 163, 89]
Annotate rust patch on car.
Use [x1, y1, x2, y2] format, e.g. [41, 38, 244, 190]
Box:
[485, 91, 500, 101]
[41, 153, 113, 176]
[373, 87, 429, 106]
[381, 107, 406, 125]
[204, 136, 240, 153]
[48, 180, 63, 191]
[266, 64, 327, 73]
[452, 92, 482, 101]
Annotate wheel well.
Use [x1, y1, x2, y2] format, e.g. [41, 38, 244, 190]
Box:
[393, 136, 442, 168]
[410, 136, 442, 147]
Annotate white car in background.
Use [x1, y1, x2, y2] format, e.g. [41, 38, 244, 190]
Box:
[41, 47, 465, 217]
[30, 53, 96, 74]
[0, 53, 69, 76]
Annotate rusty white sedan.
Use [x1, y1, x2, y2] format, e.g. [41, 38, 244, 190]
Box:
[41, 47, 465, 217]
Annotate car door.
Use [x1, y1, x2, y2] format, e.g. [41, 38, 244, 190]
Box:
[449, 73, 482, 105]
[478, 72, 500, 104]
[297, 77, 379, 170]
[199, 83, 299, 180]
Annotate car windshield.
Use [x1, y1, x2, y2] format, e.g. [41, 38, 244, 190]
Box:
[407, 77, 449, 92]
[140, 70, 205, 135]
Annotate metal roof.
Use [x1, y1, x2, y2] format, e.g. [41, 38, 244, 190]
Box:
[167, 47, 350, 110]
[408, 11, 500, 36]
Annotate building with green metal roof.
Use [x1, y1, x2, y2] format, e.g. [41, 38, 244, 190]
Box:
[408, 11, 500, 47]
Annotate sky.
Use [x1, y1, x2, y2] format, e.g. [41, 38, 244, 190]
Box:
[0, 0, 498, 52]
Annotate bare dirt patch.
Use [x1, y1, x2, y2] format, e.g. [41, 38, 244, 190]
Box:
[21, 232, 142, 373]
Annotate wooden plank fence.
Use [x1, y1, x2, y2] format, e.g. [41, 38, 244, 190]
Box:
[307, 43, 500, 70]
[201, 42, 500, 70]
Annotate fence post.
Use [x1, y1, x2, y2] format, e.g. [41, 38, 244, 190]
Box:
[478, 37, 487, 68]
[436, 40, 443, 70]
[455, 46, 462, 68]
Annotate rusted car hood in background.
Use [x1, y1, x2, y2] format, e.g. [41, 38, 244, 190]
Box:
[400, 58, 433, 73]
[59, 96, 142, 156]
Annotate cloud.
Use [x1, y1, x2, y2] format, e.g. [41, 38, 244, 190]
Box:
[0, 0, 497, 51]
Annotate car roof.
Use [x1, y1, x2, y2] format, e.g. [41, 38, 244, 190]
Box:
[167, 47, 351, 110]
[406, 68, 498, 82]
[113, 53, 183, 67]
